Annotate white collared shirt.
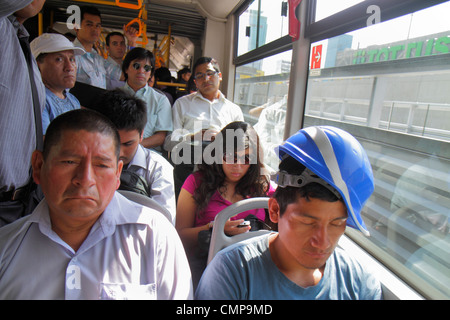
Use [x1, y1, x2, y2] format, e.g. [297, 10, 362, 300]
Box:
[0, 193, 193, 300]
[126, 145, 176, 224]
[166, 91, 244, 148]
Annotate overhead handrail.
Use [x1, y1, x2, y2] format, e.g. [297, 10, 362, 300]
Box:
[115, 0, 142, 10]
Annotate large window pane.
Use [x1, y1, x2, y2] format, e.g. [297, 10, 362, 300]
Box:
[314, 0, 365, 22]
[234, 50, 292, 171]
[237, 0, 289, 56]
[259, 0, 289, 46]
[305, 2, 450, 299]
[237, 0, 259, 56]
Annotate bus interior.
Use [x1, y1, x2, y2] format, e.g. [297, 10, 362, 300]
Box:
[18, 0, 450, 300]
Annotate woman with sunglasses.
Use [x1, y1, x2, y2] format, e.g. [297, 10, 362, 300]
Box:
[120, 48, 173, 152]
[175, 121, 275, 287]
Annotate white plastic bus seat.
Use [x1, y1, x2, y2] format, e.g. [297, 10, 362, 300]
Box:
[207, 197, 272, 264]
[118, 190, 173, 223]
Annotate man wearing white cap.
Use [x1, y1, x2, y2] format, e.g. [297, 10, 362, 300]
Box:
[31, 33, 86, 134]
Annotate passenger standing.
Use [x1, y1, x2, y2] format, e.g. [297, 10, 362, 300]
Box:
[30, 33, 85, 134]
[0, 109, 193, 299]
[120, 48, 173, 152]
[104, 27, 138, 89]
[0, 0, 46, 227]
[104, 31, 126, 89]
[73, 6, 122, 89]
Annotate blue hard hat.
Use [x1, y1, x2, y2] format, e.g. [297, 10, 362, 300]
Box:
[275, 126, 374, 235]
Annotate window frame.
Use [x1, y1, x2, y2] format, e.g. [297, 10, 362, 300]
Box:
[233, 0, 293, 66]
[233, 0, 450, 300]
[303, 0, 450, 300]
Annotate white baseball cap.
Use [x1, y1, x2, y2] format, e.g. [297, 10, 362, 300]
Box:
[30, 33, 85, 59]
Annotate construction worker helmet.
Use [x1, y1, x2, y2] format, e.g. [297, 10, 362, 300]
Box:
[274, 126, 374, 236]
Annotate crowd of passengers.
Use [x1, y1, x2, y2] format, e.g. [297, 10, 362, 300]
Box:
[0, 0, 382, 300]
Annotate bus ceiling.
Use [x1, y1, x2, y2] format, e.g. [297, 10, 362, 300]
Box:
[41, 0, 241, 41]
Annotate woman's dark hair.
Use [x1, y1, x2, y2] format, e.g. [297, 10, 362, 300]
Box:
[122, 47, 155, 80]
[273, 156, 342, 216]
[193, 121, 269, 216]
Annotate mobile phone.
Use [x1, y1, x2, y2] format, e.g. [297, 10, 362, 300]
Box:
[238, 221, 250, 228]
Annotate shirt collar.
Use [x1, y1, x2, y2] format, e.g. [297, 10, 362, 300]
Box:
[73, 38, 98, 56]
[9, 15, 29, 39]
[126, 144, 147, 170]
[193, 90, 225, 103]
[123, 82, 149, 96]
[24, 193, 150, 254]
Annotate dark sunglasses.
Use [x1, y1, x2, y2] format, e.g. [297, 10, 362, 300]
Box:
[132, 62, 152, 72]
[223, 152, 252, 165]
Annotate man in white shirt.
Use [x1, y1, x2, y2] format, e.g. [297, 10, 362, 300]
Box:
[91, 89, 176, 224]
[0, 109, 192, 299]
[166, 57, 244, 147]
[165, 57, 244, 196]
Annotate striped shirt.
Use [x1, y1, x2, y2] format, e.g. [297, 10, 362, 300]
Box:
[0, 1, 46, 192]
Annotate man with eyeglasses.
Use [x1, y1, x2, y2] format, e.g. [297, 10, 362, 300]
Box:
[165, 56, 244, 198]
[120, 47, 173, 153]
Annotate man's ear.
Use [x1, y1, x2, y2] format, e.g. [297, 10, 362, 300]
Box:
[268, 198, 280, 224]
[31, 150, 44, 185]
[115, 160, 123, 190]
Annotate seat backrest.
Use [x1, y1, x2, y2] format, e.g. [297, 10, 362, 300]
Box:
[118, 190, 173, 223]
[207, 197, 272, 264]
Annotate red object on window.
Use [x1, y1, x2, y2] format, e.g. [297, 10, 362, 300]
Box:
[311, 44, 322, 69]
[289, 0, 302, 41]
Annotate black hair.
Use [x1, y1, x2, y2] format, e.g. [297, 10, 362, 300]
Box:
[177, 67, 191, 79]
[192, 56, 220, 74]
[194, 121, 269, 216]
[105, 31, 124, 46]
[89, 89, 147, 134]
[154, 67, 172, 82]
[122, 47, 155, 80]
[273, 156, 342, 216]
[80, 5, 102, 23]
[43, 109, 120, 161]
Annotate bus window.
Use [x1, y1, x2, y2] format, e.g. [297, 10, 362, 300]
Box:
[304, 1, 450, 299]
[237, 0, 290, 56]
[234, 50, 292, 172]
[315, 0, 365, 22]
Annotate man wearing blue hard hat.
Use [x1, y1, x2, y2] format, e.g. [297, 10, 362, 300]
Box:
[196, 126, 382, 300]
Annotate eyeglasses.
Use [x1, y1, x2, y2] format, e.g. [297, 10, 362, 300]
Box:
[223, 152, 252, 165]
[194, 70, 218, 80]
[132, 62, 152, 72]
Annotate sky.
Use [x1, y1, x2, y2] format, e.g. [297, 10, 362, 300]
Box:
[315, 0, 450, 48]
[237, 0, 450, 72]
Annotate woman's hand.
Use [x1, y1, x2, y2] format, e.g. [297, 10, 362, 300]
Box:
[224, 219, 251, 236]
